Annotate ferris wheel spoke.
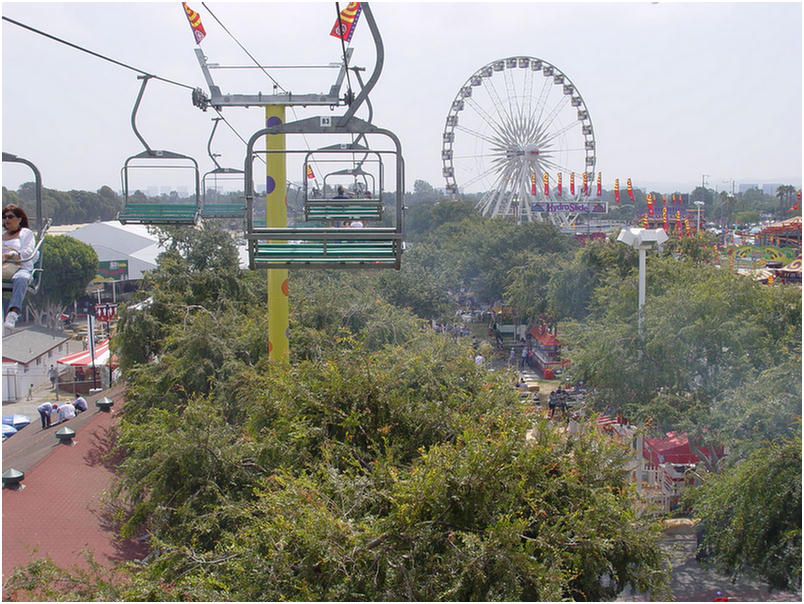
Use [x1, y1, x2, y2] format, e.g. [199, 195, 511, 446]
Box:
[458, 162, 507, 190]
[454, 124, 505, 148]
[483, 76, 520, 138]
[464, 97, 508, 141]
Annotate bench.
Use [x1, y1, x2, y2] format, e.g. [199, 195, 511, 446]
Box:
[248, 227, 401, 269]
[200, 202, 246, 219]
[304, 199, 383, 223]
[117, 203, 199, 225]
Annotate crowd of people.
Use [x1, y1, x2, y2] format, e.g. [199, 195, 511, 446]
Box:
[35, 395, 88, 430]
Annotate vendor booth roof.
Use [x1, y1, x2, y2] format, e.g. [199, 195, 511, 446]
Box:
[57, 339, 116, 367]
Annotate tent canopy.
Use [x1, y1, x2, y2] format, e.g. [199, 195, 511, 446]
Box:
[57, 338, 116, 367]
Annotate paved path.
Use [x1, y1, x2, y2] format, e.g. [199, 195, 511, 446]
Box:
[2, 384, 147, 586]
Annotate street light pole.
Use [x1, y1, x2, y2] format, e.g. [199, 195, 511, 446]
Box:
[694, 200, 705, 232]
[616, 227, 669, 339]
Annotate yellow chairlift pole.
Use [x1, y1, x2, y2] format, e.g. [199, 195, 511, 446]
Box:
[265, 105, 289, 362]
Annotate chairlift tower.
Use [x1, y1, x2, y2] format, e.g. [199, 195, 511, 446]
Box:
[192, 2, 403, 362]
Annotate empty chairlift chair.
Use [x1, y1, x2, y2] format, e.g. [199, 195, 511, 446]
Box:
[244, 115, 405, 270]
[200, 117, 247, 220]
[117, 75, 200, 226]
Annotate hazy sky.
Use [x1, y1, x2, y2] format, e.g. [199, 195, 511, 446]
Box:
[2, 1, 802, 196]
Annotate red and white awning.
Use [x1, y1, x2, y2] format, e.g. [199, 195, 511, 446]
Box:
[57, 338, 116, 367]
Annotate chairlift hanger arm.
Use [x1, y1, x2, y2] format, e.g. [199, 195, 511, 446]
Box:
[193, 47, 354, 108]
[2, 152, 43, 232]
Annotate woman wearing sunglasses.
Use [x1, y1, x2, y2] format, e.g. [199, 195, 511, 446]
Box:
[3, 204, 36, 329]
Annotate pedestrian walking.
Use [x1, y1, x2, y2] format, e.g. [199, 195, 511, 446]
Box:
[36, 401, 54, 429]
[26, 383, 33, 400]
[48, 364, 59, 400]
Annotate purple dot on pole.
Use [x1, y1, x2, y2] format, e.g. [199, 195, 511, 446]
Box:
[266, 176, 276, 194]
[266, 116, 282, 127]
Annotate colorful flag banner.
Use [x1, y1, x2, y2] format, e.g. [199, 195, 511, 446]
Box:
[182, 2, 206, 44]
[530, 173, 536, 196]
[543, 172, 549, 196]
[583, 171, 588, 196]
[627, 178, 634, 201]
[330, 2, 362, 42]
[798, 188, 802, 201]
[596, 172, 602, 197]
[570, 172, 575, 196]
[662, 194, 667, 206]
[614, 178, 620, 203]
[557, 172, 563, 197]
[646, 193, 654, 215]
[684, 218, 692, 236]
[306, 165, 315, 179]
[662, 206, 668, 230]
[676, 210, 682, 237]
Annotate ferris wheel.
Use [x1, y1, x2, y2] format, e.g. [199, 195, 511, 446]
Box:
[442, 57, 597, 226]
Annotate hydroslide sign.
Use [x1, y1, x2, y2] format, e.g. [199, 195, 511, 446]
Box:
[530, 201, 608, 213]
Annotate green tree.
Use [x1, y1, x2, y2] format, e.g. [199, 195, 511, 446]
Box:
[29, 235, 97, 328]
[686, 431, 801, 591]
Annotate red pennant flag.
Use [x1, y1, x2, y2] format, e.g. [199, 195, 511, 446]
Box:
[647, 193, 654, 215]
[684, 218, 692, 237]
[543, 173, 549, 196]
[627, 178, 634, 201]
[662, 206, 668, 230]
[676, 210, 682, 237]
[643, 213, 649, 228]
[582, 171, 589, 196]
[662, 194, 667, 206]
[530, 173, 536, 195]
[557, 172, 563, 197]
[570, 172, 575, 196]
[306, 165, 315, 179]
[331, 2, 362, 42]
[596, 172, 602, 197]
[182, 3, 206, 44]
[614, 178, 620, 203]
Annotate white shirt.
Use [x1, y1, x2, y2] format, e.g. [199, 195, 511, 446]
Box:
[57, 403, 76, 422]
[474, 354, 485, 366]
[2, 227, 37, 271]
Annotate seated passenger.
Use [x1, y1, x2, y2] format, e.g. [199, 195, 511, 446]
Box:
[3, 204, 36, 330]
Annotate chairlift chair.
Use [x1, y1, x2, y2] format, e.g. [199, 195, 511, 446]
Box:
[2, 152, 52, 296]
[303, 145, 384, 223]
[244, 115, 405, 270]
[117, 76, 200, 226]
[200, 117, 247, 219]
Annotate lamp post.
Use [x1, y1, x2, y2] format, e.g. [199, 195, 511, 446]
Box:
[616, 227, 669, 338]
[693, 200, 705, 232]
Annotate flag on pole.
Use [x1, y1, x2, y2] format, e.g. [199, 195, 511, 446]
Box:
[798, 188, 802, 201]
[614, 178, 620, 203]
[543, 172, 549, 196]
[643, 213, 649, 228]
[596, 172, 602, 197]
[570, 172, 575, 196]
[627, 178, 634, 201]
[684, 218, 692, 236]
[557, 172, 563, 197]
[306, 165, 315, 179]
[582, 171, 588, 196]
[330, 2, 362, 42]
[676, 210, 682, 237]
[662, 194, 667, 206]
[662, 206, 668, 230]
[182, 3, 206, 44]
[530, 173, 536, 195]
[647, 193, 654, 215]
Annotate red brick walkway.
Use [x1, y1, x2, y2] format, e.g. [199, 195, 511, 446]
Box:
[2, 390, 147, 583]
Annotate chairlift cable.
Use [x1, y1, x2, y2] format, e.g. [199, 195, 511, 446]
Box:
[2, 16, 196, 91]
[201, 3, 286, 93]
